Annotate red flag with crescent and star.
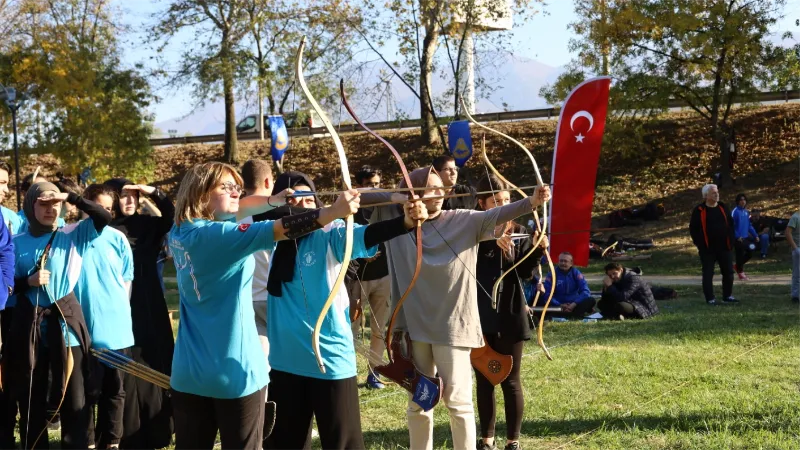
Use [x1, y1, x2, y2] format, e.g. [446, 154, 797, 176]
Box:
[548, 77, 612, 267]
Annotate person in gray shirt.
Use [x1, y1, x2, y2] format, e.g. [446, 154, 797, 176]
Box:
[361, 166, 549, 450]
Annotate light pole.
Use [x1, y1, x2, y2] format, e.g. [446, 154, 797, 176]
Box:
[0, 83, 32, 211]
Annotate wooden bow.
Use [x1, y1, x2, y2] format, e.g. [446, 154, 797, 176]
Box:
[339, 80, 423, 361]
[462, 99, 557, 360]
[295, 37, 354, 374]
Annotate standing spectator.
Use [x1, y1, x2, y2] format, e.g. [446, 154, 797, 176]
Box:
[731, 193, 759, 280]
[0, 162, 23, 234]
[432, 155, 477, 210]
[537, 252, 596, 319]
[598, 263, 659, 320]
[351, 166, 391, 390]
[750, 209, 771, 258]
[689, 184, 738, 305]
[788, 210, 800, 304]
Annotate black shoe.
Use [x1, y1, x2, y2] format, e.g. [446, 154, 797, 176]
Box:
[792, 297, 799, 304]
[723, 297, 739, 304]
[707, 299, 718, 305]
[504, 442, 521, 450]
[477, 440, 497, 450]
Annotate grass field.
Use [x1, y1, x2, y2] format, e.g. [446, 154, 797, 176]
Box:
[126, 283, 800, 450]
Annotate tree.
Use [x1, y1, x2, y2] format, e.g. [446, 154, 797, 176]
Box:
[150, 0, 256, 163]
[544, 0, 798, 186]
[0, 0, 154, 182]
[359, 0, 543, 148]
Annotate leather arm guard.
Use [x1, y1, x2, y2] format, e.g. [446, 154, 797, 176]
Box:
[283, 208, 323, 240]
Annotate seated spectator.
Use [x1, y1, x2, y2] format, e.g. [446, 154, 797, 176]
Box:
[536, 252, 596, 319]
[598, 262, 659, 320]
[750, 209, 771, 258]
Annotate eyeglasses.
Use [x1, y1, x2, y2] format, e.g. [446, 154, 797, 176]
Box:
[219, 181, 243, 195]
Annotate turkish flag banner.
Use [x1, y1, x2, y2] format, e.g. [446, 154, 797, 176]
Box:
[548, 77, 612, 267]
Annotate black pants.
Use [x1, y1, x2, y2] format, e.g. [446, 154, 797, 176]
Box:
[265, 370, 364, 450]
[89, 348, 129, 447]
[734, 240, 753, 272]
[120, 346, 173, 450]
[173, 386, 266, 449]
[552, 298, 597, 319]
[474, 335, 524, 440]
[0, 308, 17, 449]
[18, 344, 92, 449]
[597, 296, 636, 318]
[700, 249, 734, 301]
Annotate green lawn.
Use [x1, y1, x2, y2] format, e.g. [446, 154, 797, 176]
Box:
[34, 284, 798, 449]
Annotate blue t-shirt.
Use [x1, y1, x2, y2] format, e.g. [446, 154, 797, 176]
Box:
[74, 226, 134, 350]
[13, 219, 101, 346]
[7, 216, 66, 309]
[268, 221, 376, 380]
[2, 206, 23, 235]
[168, 218, 276, 399]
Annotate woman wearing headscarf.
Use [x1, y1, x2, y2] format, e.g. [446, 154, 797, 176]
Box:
[264, 171, 427, 450]
[9, 181, 111, 449]
[359, 167, 549, 450]
[103, 178, 175, 449]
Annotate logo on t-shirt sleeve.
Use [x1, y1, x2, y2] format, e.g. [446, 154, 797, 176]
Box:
[238, 223, 251, 232]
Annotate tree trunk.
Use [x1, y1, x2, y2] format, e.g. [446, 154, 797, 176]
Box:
[716, 130, 734, 187]
[420, 28, 439, 146]
[223, 70, 238, 163]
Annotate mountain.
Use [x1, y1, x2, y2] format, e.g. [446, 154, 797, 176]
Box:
[152, 55, 564, 137]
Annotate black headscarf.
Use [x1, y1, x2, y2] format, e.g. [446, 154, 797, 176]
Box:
[264, 171, 323, 297]
[104, 177, 137, 226]
[24, 182, 60, 237]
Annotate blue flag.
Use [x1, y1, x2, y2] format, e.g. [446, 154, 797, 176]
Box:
[269, 116, 290, 162]
[447, 120, 473, 167]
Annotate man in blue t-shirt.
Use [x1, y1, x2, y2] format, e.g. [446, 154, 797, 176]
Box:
[72, 184, 134, 448]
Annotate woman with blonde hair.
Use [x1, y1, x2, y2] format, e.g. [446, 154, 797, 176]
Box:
[167, 162, 360, 449]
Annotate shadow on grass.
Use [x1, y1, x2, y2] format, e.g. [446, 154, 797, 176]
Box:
[518, 408, 799, 437]
[361, 423, 455, 450]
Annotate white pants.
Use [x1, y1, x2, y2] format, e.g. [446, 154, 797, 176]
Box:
[407, 341, 476, 450]
[253, 300, 270, 372]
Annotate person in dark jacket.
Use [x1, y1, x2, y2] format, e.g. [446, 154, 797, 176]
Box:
[433, 155, 477, 211]
[474, 174, 546, 450]
[598, 262, 658, 320]
[689, 184, 738, 305]
[104, 178, 175, 449]
[538, 252, 595, 319]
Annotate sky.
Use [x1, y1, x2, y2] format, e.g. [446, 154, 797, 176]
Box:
[117, 0, 800, 130]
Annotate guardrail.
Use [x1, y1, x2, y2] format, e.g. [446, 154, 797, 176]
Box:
[149, 89, 799, 147]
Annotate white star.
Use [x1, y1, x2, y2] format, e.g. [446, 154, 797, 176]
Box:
[575, 133, 585, 143]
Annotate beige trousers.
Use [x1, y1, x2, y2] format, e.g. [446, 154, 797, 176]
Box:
[350, 276, 391, 363]
[407, 341, 476, 450]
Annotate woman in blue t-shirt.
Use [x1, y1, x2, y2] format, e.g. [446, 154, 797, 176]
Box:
[168, 162, 372, 449]
[263, 171, 427, 450]
[10, 181, 111, 449]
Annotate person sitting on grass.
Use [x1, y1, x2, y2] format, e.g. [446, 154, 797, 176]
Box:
[535, 252, 596, 319]
[749, 209, 772, 259]
[597, 262, 659, 320]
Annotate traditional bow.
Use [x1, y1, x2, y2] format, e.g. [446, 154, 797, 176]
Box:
[339, 80, 422, 360]
[462, 99, 557, 360]
[295, 37, 354, 374]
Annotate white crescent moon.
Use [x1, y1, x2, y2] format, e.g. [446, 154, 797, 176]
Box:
[570, 110, 594, 132]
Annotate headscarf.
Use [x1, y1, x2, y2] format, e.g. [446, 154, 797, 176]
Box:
[24, 181, 60, 237]
[264, 171, 323, 297]
[104, 177, 137, 227]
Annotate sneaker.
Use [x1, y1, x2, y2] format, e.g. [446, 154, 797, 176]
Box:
[792, 297, 799, 303]
[761, 254, 766, 259]
[723, 296, 739, 304]
[367, 373, 385, 389]
[477, 440, 497, 450]
[737, 271, 749, 281]
[707, 299, 718, 305]
[504, 442, 521, 450]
